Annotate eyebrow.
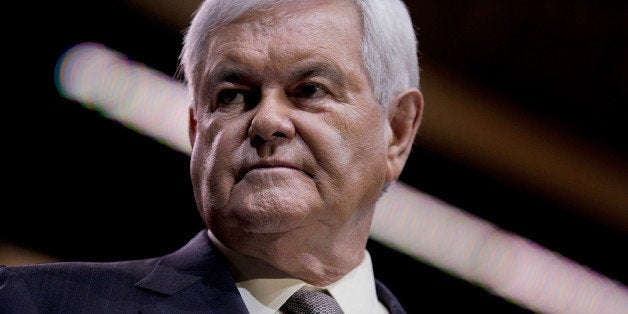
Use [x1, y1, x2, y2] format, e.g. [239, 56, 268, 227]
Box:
[286, 62, 346, 87]
[206, 61, 347, 88]
[208, 67, 253, 87]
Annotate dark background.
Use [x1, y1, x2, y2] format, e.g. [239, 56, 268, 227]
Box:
[2, 0, 625, 312]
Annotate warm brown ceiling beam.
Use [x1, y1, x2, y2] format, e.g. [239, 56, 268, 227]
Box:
[418, 61, 628, 233]
[0, 242, 59, 266]
[118, 0, 200, 30]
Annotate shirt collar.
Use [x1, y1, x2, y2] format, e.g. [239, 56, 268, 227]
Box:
[207, 230, 387, 314]
[326, 250, 386, 314]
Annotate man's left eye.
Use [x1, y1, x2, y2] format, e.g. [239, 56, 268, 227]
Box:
[294, 84, 326, 99]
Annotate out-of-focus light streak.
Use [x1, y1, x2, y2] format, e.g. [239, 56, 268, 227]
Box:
[55, 42, 628, 314]
[374, 182, 628, 313]
[55, 42, 191, 154]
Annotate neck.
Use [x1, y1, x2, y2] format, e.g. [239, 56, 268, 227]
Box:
[208, 230, 291, 281]
[208, 220, 371, 286]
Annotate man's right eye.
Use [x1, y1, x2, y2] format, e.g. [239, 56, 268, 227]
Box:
[217, 89, 246, 105]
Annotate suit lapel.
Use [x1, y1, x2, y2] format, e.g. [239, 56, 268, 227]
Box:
[135, 230, 249, 313]
[135, 263, 201, 295]
[375, 279, 407, 314]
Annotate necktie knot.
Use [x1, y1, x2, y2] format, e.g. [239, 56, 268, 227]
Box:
[281, 288, 343, 314]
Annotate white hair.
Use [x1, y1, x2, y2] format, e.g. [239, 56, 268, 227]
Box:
[179, 0, 419, 108]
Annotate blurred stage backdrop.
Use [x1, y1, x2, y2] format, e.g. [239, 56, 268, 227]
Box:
[1, 0, 626, 313]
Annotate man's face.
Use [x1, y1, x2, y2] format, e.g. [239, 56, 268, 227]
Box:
[189, 0, 392, 269]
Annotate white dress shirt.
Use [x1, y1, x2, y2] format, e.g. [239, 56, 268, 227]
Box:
[207, 230, 389, 314]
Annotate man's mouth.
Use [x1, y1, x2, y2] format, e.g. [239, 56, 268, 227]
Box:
[236, 160, 311, 182]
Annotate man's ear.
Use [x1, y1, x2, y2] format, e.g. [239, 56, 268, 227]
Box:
[385, 89, 423, 182]
[188, 105, 197, 150]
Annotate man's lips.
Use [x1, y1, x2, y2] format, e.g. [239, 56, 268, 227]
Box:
[236, 161, 311, 182]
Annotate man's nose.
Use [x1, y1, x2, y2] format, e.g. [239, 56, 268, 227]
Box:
[248, 92, 296, 142]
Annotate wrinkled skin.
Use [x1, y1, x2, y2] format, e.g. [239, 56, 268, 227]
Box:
[188, 0, 422, 285]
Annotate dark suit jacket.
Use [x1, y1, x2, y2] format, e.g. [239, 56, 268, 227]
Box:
[0, 230, 406, 313]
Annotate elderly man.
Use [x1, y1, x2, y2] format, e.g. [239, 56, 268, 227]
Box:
[0, 0, 422, 313]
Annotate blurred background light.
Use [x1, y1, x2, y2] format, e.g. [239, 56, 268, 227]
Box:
[55, 42, 190, 154]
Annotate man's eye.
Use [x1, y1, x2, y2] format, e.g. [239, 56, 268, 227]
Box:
[217, 89, 246, 105]
[295, 84, 326, 99]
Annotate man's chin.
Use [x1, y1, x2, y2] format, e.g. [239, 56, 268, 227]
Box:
[225, 185, 320, 230]
[224, 206, 310, 234]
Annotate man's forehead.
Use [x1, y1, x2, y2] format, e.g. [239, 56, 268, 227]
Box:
[214, 0, 361, 37]
[202, 2, 363, 72]
[194, 0, 370, 96]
